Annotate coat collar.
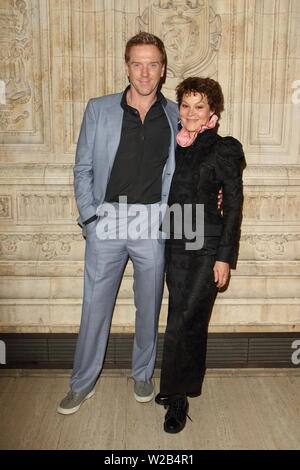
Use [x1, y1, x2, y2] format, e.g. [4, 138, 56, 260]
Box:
[191, 129, 220, 149]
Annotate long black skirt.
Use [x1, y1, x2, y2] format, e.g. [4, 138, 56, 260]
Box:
[159, 239, 219, 396]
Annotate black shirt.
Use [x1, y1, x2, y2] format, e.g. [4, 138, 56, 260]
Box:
[168, 144, 191, 207]
[105, 86, 171, 204]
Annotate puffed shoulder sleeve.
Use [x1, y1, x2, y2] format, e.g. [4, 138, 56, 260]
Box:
[214, 136, 246, 266]
[215, 136, 245, 180]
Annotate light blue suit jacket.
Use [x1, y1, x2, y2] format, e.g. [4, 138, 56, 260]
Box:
[73, 91, 179, 233]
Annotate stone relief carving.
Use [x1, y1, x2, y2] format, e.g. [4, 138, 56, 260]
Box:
[243, 193, 300, 221]
[0, 0, 32, 130]
[32, 233, 73, 260]
[137, 0, 221, 79]
[0, 232, 300, 262]
[0, 233, 82, 260]
[17, 193, 74, 222]
[10, 189, 300, 224]
[0, 196, 12, 218]
[0, 234, 18, 256]
[241, 234, 300, 260]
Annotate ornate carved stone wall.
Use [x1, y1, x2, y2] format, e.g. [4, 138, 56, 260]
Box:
[0, 0, 299, 332]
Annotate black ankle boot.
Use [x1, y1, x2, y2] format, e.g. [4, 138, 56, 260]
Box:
[155, 393, 170, 406]
[156, 391, 199, 407]
[156, 392, 200, 407]
[164, 395, 190, 434]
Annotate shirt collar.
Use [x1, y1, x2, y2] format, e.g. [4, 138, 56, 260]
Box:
[121, 85, 167, 111]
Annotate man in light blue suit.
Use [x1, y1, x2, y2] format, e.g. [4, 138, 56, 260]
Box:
[57, 32, 179, 414]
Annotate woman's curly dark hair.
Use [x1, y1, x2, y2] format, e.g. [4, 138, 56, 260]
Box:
[176, 77, 224, 119]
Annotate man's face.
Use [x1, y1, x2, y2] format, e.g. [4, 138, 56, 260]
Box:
[125, 45, 165, 97]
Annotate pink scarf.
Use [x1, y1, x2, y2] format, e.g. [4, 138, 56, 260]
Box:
[176, 114, 219, 147]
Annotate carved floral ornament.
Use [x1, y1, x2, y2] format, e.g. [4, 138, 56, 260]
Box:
[0, 233, 82, 260]
[242, 235, 300, 260]
[0, 196, 11, 218]
[0, 233, 300, 261]
[137, 0, 221, 78]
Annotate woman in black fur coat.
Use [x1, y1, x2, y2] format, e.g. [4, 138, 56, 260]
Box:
[156, 77, 246, 434]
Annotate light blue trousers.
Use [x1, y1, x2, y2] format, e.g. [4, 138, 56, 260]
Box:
[70, 204, 165, 394]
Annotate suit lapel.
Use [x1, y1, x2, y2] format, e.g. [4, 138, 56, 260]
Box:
[163, 102, 179, 174]
[104, 94, 124, 171]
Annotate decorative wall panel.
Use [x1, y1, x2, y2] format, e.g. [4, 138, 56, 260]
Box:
[0, 0, 52, 157]
[0, 0, 299, 333]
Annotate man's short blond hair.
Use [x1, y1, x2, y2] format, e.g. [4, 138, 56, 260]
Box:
[125, 32, 167, 65]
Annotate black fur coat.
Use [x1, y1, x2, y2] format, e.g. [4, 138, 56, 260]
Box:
[167, 129, 245, 265]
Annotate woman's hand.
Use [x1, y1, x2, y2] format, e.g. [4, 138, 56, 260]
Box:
[213, 261, 230, 288]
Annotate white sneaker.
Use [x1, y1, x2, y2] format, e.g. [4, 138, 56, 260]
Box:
[134, 380, 154, 403]
[57, 389, 95, 415]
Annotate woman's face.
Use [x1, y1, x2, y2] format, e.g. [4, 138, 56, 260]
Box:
[179, 92, 215, 136]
